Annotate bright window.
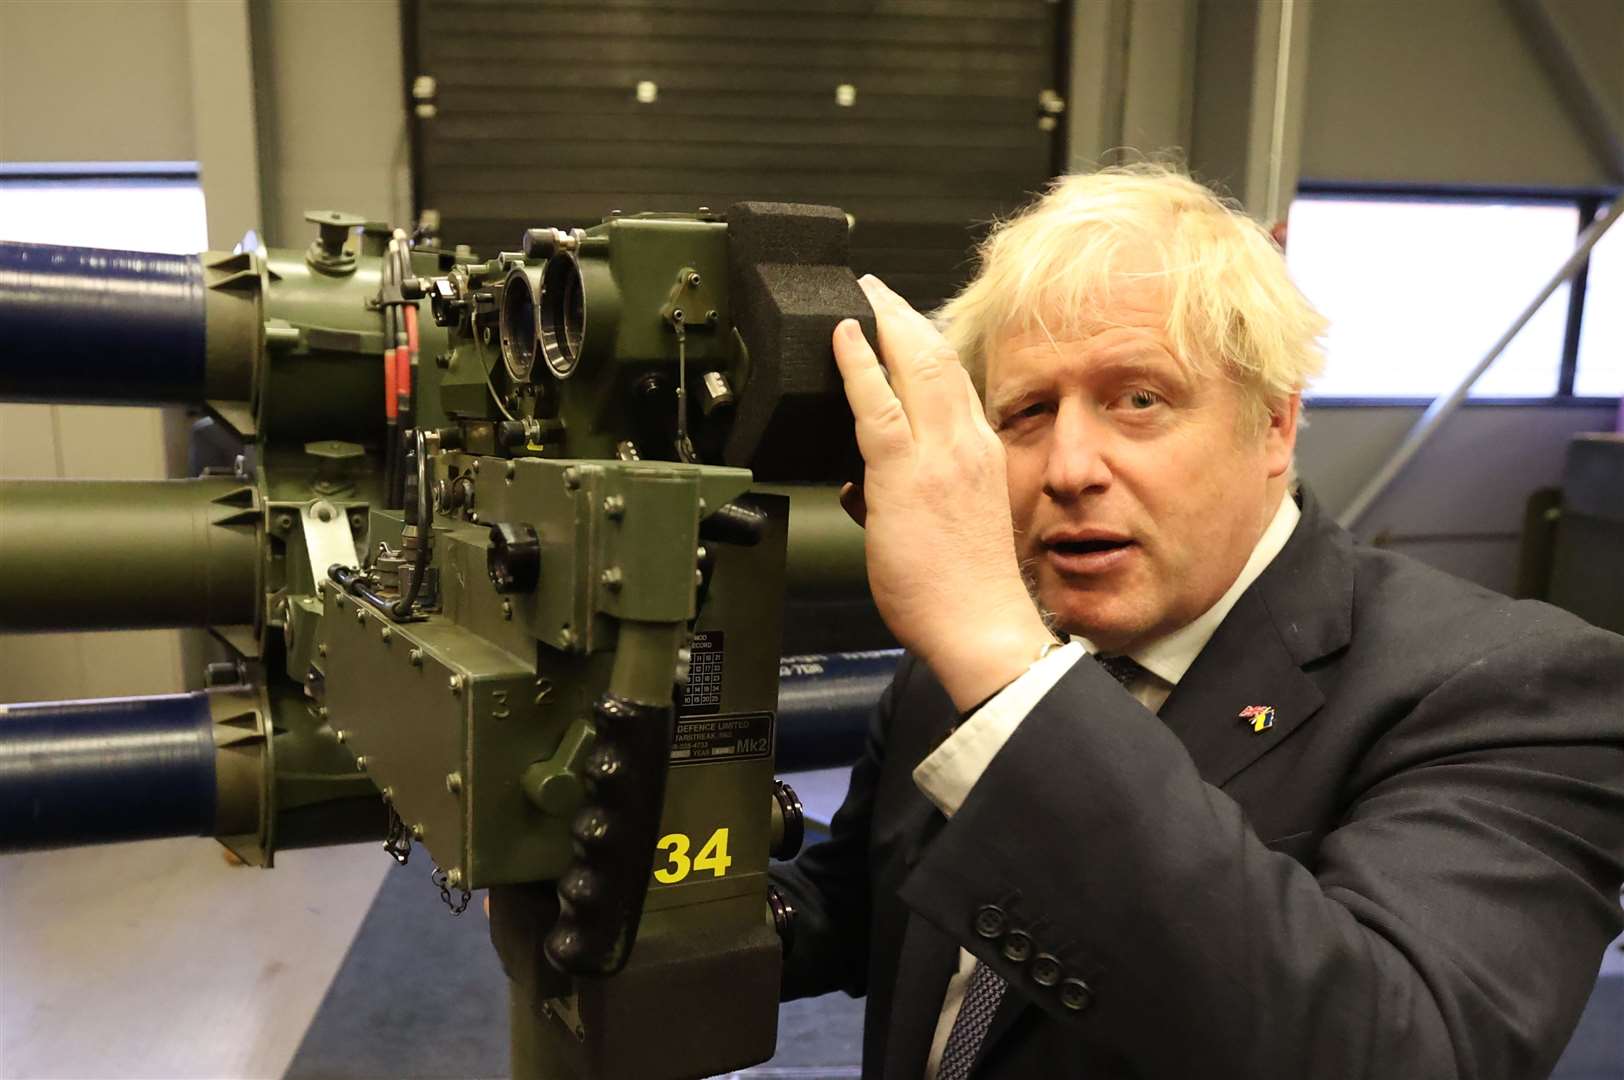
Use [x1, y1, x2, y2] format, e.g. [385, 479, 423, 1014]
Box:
[1286, 195, 1578, 399]
[1575, 205, 1623, 397]
[0, 164, 207, 253]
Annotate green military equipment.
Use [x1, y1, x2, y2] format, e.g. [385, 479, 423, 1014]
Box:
[0, 202, 880, 1078]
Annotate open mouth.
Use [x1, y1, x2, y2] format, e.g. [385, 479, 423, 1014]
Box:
[1049, 538, 1134, 556]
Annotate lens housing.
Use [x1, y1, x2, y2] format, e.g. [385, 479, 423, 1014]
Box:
[498, 267, 540, 382]
[539, 253, 585, 379]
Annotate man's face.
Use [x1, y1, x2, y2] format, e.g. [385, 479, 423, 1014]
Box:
[985, 281, 1297, 654]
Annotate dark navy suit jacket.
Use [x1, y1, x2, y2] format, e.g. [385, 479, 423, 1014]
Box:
[773, 491, 1624, 1079]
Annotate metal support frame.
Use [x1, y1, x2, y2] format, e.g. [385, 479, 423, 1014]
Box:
[1337, 201, 1623, 530]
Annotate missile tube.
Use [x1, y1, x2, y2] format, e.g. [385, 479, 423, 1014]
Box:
[0, 477, 260, 632]
[0, 241, 258, 406]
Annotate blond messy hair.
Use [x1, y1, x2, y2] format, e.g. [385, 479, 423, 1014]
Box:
[939, 163, 1327, 425]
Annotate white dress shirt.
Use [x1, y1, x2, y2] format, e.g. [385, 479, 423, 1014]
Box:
[914, 493, 1302, 1079]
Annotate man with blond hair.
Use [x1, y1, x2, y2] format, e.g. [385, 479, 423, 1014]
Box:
[772, 165, 1624, 1079]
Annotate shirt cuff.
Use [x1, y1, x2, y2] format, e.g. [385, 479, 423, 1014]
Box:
[912, 641, 1086, 817]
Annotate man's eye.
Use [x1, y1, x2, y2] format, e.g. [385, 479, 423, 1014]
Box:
[1121, 389, 1164, 410]
[999, 401, 1050, 428]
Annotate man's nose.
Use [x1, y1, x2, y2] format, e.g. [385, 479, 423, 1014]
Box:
[1042, 402, 1112, 501]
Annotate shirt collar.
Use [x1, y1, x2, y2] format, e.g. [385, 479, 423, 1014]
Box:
[1084, 493, 1301, 688]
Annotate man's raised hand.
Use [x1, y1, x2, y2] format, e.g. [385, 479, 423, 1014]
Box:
[833, 275, 1054, 711]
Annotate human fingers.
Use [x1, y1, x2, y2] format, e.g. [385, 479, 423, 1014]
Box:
[856, 276, 966, 437]
[960, 362, 997, 439]
[832, 318, 912, 463]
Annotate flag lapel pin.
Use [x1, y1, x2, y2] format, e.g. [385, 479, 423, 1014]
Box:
[1238, 705, 1275, 733]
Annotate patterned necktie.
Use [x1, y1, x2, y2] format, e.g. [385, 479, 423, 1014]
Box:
[1095, 653, 1146, 689]
[936, 957, 1009, 1080]
[935, 652, 1145, 1080]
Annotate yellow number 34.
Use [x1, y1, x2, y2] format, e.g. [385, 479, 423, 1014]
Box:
[653, 828, 732, 884]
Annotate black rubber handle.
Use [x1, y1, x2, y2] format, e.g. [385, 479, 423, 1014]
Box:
[543, 692, 673, 975]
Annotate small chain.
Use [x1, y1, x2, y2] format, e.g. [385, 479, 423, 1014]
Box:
[382, 805, 412, 865]
[431, 864, 471, 916]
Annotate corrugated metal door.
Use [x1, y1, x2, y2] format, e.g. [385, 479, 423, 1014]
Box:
[407, 0, 1068, 313]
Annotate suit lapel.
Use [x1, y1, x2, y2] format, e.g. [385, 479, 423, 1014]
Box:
[1160, 490, 1353, 787]
[1158, 587, 1326, 787]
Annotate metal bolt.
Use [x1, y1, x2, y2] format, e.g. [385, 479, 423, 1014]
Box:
[446, 772, 463, 795]
[380, 626, 392, 643]
[686, 271, 701, 288]
[600, 567, 623, 591]
[471, 458, 481, 475]
[408, 647, 424, 667]
[334, 729, 347, 744]
[354, 607, 366, 623]
[562, 467, 580, 490]
[469, 512, 479, 524]
[411, 823, 425, 840]
[603, 495, 625, 520]
[276, 513, 293, 532]
[505, 461, 516, 481]
[696, 545, 708, 561]
[350, 512, 367, 532]
[559, 627, 578, 649]
[502, 600, 513, 620]
[449, 674, 464, 694]
[314, 502, 334, 522]
[381, 786, 394, 803]
[317, 642, 328, 657]
[356, 755, 368, 772]
[695, 569, 705, 586]
[317, 705, 330, 720]
[447, 868, 464, 888]
[705, 309, 719, 323]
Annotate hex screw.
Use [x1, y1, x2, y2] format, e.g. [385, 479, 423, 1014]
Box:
[381, 786, 395, 803]
[563, 467, 580, 490]
[408, 648, 424, 667]
[354, 607, 366, 623]
[334, 729, 347, 744]
[505, 461, 516, 481]
[317, 643, 328, 657]
[356, 755, 369, 772]
[317, 706, 330, 720]
[600, 567, 623, 591]
[559, 626, 577, 649]
[411, 823, 425, 840]
[276, 513, 293, 532]
[502, 600, 513, 620]
[380, 626, 392, 643]
[471, 458, 481, 475]
[686, 271, 701, 287]
[447, 868, 465, 888]
[449, 674, 465, 694]
[603, 495, 625, 520]
[446, 772, 464, 795]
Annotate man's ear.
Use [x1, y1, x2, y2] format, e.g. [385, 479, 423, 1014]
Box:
[1263, 393, 1300, 480]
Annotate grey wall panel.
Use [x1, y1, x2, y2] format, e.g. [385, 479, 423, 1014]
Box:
[0, 0, 194, 164]
[1300, 0, 1609, 188]
[1298, 404, 1618, 593]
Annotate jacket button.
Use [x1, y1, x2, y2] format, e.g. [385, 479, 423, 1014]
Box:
[1030, 953, 1062, 987]
[1001, 930, 1033, 962]
[973, 904, 1006, 939]
[1059, 977, 1093, 1012]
